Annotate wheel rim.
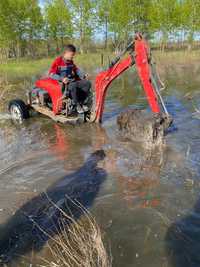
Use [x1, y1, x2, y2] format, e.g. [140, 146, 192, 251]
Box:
[10, 105, 23, 122]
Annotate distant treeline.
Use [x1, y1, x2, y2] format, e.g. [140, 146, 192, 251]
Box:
[0, 0, 200, 61]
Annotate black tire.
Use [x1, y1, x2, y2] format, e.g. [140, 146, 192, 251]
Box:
[8, 99, 29, 122]
[84, 111, 91, 122]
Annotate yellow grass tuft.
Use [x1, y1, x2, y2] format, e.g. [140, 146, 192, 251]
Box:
[37, 196, 112, 267]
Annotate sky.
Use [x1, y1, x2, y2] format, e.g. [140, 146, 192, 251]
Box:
[39, 0, 45, 8]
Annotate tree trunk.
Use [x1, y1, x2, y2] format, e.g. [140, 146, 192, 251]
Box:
[104, 16, 108, 50]
[46, 41, 50, 56]
[187, 31, 194, 51]
[79, 1, 84, 54]
[61, 36, 64, 50]
[161, 31, 168, 53]
[56, 38, 59, 54]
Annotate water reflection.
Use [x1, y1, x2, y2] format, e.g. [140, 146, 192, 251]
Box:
[116, 150, 163, 209]
[47, 124, 70, 161]
[166, 196, 200, 267]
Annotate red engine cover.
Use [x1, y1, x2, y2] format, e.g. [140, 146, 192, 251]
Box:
[35, 78, 63, 114]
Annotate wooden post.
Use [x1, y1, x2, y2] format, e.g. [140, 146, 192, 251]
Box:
[101, 53, 104, 66]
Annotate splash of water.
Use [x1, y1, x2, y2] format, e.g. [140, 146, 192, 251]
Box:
[0, 113, 11, 121]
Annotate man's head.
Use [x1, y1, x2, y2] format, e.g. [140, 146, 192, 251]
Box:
[63, 44, 76, 61]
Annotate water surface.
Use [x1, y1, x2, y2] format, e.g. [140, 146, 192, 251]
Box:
[0, 65, 200, 267]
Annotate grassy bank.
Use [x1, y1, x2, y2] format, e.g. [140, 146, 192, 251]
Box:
[1, 50, 200, 83]
[0, 50, 200, 91]
[0, 53, 108, 82]
[0, 58, 52, 82]
[154, 50, 200, 67]
[0, 53, 108, 108]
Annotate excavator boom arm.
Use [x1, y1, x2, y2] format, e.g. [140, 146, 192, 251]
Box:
[92, 34, 161, 122]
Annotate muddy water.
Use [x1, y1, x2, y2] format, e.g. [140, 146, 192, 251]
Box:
[0, 66, 200, 267]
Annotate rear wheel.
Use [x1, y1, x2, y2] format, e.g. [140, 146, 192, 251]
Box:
[84, 111, 91, 122]
[8, 99, 29, 123]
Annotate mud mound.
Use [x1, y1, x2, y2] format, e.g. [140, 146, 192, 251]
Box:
[117, 109, 172, 149]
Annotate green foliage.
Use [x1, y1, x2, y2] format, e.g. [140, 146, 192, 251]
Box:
[148, 0, 182, 43]
[0, 0, 43, 40]
[0, 0, 200, 59]
[69, 0, 96, 52]
[181, 0, 200, 44]
[182, 0, 200, 31]
[109, 0, 135, 39]
[0, 0, 43, 56]
[45, 0, 72, 42]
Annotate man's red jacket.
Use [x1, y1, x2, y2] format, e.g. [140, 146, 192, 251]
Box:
[48, 56, 84, 81]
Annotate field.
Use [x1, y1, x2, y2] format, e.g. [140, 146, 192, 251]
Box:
[1, 49, 200, 111]
[0, 53, 107, 82]
[1, 50, 200, 83]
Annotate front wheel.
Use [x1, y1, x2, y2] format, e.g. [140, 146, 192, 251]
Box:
[8, 99, 29, 123]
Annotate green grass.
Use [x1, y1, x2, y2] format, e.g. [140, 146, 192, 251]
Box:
[1, 50, 200, 83]
[0, 57, 53, 82]
[153, 49, 200, 66]
[0, 53, 110, 83]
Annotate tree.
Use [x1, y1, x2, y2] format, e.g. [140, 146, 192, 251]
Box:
[149, 0, 181, 50]
[69, 0, 95, 53]
[96, 0, 152, 50]
[96, 0, 111, 49]
[0, 0, 43, 58]
[107, 0, 136, 49]
[182, 0, 200, 49]
[44, 0, 73, 53]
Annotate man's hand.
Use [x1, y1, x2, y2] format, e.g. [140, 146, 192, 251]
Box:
[62, 77, 69, 84]
[85, 73, 90, 80]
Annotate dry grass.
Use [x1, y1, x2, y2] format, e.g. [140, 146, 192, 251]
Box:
[0, 78, 14, 112]
[35, 196, 112, 267]
[192, 106, 200, 119]
[0, 53, 108, 83]
[154, 50, 200, 66]
[0, 77, 7, 100]
[1, 49, 200, 85]
[1, 49, 200, 82]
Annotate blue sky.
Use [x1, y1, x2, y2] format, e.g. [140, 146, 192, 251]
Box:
[39, 0, 44, 8]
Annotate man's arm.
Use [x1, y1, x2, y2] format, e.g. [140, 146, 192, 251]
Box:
[73, 64, 86, 80]
[48, 58, 63, 81]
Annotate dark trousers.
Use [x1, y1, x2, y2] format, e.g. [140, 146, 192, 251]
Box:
[68, 80, 91, 105]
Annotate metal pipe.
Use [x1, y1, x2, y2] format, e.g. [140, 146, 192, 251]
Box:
[151, 73, 169, 115]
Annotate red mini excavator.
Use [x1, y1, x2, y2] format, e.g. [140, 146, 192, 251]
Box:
[8, 33, 170, 124]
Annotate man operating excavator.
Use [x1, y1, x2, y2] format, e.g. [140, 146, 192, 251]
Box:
[49, 44, 91, 115]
